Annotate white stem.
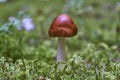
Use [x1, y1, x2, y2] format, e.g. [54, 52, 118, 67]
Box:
[57, 37, 66, 62]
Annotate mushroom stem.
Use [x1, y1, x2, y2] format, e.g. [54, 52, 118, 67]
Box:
[57, 37, 66, 62]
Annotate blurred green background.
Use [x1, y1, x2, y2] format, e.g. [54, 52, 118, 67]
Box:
[0, 0, 120, 60]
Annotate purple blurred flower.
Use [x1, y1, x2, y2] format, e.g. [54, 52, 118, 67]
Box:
[22, 18, 34, 31]
[9, 16, 15, 21]
[9, 16, 35, 31]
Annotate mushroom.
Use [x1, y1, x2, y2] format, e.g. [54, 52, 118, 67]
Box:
[49, 14, 77, 62]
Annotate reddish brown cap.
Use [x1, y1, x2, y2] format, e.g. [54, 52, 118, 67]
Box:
[49, 14, 77, 37]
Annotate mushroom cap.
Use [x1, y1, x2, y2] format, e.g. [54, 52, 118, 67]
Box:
[49, 14, 77, 37]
